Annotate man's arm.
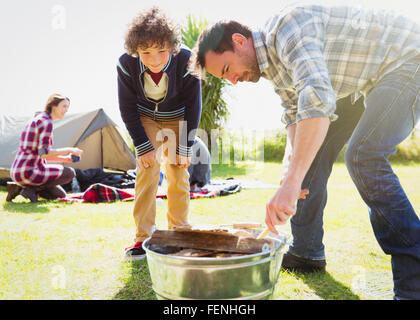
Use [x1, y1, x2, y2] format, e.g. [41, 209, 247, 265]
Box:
[286, 117, 330, 186]
[279, 123, 295, 184]
[265, 10, 336, 233]
[266, 117, 329, 234]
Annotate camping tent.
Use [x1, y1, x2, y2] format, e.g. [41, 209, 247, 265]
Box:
[0, 108, 136, 178]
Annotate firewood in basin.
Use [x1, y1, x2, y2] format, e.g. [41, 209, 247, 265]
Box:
[149, 229, 274, 254]
[169, 249, 215, 257]
[172, 225, 256, 238]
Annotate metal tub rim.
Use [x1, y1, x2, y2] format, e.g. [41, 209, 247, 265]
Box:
[142, 231, 289, 264]
[142, 231, 290, 300]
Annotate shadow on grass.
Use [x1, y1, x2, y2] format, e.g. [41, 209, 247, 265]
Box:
[2, 200, 52, 214]
[112, 262, 359, 300]
[294, 271, 360, 300]
[113, 260, 157, 300]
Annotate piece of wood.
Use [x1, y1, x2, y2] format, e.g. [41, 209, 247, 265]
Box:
[172, 225, 230, 234]
[149, 230, 274, 254]
[148, 244, 181, 255]
[172, 225, 256, 238]
[210, 252, 247, 258]
[219, 222, 263, 229]
[257, 227, 270, 239]
[232, 230, 255, 238]
[169, 249, 215, 257]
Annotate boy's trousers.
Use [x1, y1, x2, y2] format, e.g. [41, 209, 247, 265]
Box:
[133, 116, 191, 243]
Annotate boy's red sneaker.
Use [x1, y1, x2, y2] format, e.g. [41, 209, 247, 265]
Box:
[124, 241, 146, 261]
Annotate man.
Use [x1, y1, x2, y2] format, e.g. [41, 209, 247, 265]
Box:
[188, 136, 212, 191]
[189, 4, 420, 299]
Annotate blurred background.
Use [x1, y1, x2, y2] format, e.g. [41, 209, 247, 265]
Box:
[1, 0, 420, 132]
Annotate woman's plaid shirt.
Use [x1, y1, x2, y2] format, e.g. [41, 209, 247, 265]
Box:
[252, 5, 420, 126]
[10, 112, 64, 186]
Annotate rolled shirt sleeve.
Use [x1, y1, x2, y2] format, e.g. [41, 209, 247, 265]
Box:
[36, 117, 53, 156]
[277, 13, 338, 126]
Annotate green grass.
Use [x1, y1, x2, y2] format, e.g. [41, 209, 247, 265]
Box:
[1, 161, 419, 300]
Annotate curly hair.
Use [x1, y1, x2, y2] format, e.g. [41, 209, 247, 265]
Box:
[124, 7, 181, 57]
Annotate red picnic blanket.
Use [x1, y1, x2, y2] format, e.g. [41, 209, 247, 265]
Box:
[60, 183, 135, 203]
[60, 182, 241, 203]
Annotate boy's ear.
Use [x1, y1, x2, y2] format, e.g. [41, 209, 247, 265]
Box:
[231, 33, 248, 49]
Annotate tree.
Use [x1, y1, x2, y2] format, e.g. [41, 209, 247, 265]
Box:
[181, 15, 230, 147]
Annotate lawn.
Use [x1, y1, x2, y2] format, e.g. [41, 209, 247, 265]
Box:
[1, 161, 419, 300]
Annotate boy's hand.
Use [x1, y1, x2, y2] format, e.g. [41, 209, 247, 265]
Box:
[176, 154, 191, 168]
[137, 150, 156, 169]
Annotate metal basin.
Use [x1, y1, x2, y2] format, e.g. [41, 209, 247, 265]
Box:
[142, 232, 289, 300]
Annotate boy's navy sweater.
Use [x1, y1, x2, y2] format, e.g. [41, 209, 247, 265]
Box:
[117, 48, 202, 157]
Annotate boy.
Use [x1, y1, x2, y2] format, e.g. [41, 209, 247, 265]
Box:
[117, 7, 202, 260]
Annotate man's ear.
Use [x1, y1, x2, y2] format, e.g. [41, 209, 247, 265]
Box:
[231, 33, 248, 49]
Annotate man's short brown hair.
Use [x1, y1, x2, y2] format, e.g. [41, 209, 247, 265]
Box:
[124, 6, 181, 56]
[189, 20, 252, 78]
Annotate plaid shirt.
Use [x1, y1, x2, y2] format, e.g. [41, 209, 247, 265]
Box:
[252, 5, 420, 126]
[10, 112, 63, 186]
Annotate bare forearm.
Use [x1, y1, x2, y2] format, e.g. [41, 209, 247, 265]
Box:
[40, 147, 82, 160]
[280, 125, 295, 183]
[285, 117, 330, 185]
[265, 117, 329, 233]
[45, 155, 71, 163]
[40, 148, 68, 160]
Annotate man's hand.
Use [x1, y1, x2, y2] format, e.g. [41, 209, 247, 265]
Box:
[265, 179, 309, 235]
[137, 150, 156, 169]
[176, 154, 191, 168]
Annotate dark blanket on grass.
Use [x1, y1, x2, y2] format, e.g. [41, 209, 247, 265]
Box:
[62, 168, 136, 192]
[59, 180, 241, 203]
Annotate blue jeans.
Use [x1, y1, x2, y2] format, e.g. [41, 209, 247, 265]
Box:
[289, 58, 420, 299]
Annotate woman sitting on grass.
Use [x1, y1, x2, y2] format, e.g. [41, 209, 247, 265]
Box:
[7, 94, 83, 202]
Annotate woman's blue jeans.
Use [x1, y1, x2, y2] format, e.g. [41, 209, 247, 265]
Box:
[288, 58, 420, 299]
